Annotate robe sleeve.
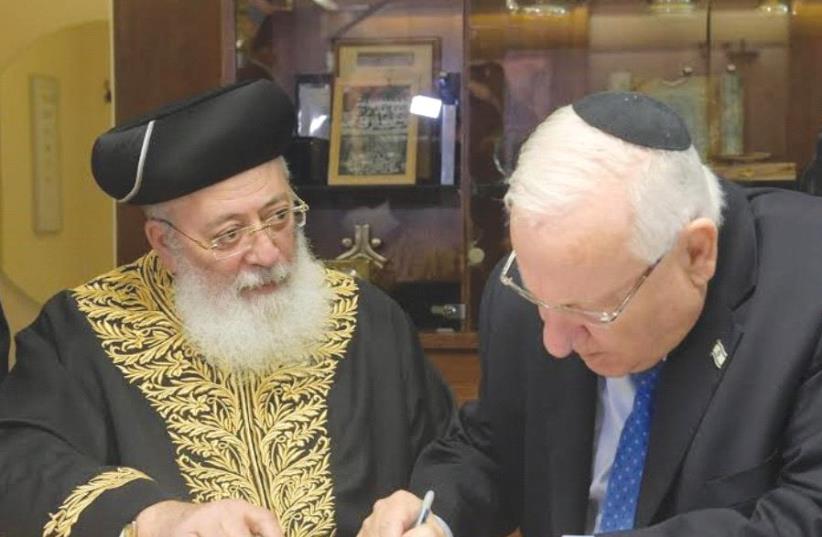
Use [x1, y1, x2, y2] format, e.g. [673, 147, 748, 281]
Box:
[0, 297, 174, 537]
[409, 267, 522, 537]
[325, 281, 458, 536]
[397, 306, 457, 462]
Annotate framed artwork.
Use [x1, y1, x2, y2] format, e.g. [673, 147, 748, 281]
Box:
[328, 77, 419, 185]
[329, 38, 440, 185]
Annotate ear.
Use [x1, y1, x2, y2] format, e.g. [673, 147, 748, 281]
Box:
[681, 217, 718, 287]
[144, 219, 179, 273]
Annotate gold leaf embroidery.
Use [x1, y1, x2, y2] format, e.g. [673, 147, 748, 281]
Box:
[43, 467, 151, 537]
[73, 254, 358, 536]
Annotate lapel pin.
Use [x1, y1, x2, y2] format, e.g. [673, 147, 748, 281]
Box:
[711, 340, 728, 369]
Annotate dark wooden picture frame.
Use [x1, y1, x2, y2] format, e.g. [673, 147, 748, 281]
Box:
[328, 37, 441, 186]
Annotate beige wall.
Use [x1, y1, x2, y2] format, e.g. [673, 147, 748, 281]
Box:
[0, 0, 113, 363]
[0, 1, 109, 69]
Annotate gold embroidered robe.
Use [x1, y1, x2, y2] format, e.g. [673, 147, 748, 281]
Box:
[0, 254, 453, 537]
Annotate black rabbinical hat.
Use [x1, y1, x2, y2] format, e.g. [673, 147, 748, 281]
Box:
[91, 79, 295, 205]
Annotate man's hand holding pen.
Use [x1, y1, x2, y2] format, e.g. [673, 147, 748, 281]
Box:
[357, 490, 446, 537]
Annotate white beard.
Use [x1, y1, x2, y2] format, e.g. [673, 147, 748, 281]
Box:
[172, 232, 333, 374]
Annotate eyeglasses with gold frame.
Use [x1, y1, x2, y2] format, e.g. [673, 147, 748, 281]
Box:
[152, 195, 309, 260]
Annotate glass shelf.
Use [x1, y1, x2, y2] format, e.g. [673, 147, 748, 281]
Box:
[295, 184, 461, 208]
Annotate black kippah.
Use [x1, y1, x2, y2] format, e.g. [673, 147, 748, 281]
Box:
[91, 79, 295, 205]
[572, 91, 691, 151]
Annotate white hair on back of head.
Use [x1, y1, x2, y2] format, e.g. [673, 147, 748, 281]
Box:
[505, 104, 725, 263]
[628, 144, 725, 261]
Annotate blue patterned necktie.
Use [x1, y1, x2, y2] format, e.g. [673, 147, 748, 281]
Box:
[599, 363, 663, 533]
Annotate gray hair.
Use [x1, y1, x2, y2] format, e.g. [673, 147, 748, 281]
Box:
[504, 105, 725, 262]
[142, 199, 179, 248]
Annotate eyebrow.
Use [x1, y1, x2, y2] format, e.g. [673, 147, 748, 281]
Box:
[203, 193, 291, 232]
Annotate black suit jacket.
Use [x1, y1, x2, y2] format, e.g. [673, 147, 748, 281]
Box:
[411, 181, 822, 536]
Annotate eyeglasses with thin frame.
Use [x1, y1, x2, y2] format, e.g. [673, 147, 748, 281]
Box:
[499, 250, 663, 325]
[152, 195, 309, 260]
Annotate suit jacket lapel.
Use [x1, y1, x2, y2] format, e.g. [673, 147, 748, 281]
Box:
[635, 181, 757, 525]
[635, 296, 743, 525]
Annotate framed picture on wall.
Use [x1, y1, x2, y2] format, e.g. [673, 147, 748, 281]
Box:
[328, 77, 419, 185]
[329, 38, 440, 185]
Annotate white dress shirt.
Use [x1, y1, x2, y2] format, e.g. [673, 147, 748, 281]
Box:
[442, 372, 650, 537]
[586, 375, 636, 533]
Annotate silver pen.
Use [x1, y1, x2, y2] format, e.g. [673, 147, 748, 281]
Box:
[414, 490, 436, 527]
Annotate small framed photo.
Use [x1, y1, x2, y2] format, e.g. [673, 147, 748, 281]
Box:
[329, 38, 440, 186]
[328, 77, 419, 186]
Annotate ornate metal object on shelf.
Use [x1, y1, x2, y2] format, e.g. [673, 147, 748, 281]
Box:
[430, 303, 467, 322]
[325, 223, 390, 284]
[719, 64, 744, 157]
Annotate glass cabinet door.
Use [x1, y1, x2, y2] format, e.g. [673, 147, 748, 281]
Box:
[240, 0, 822, 332]
[464, 0, 822, 326]
[236, 0, 469, 332]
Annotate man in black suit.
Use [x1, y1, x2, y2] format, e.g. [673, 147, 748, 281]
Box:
[357, 92, 822, 537]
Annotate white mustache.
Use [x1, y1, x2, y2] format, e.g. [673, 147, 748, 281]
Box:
[233, 263, 290, 292]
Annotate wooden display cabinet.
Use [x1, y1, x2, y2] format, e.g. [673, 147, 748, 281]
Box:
[235, 0, 471, 334]
[112, 0, 822, 409]
[108, 3, 822, 536]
